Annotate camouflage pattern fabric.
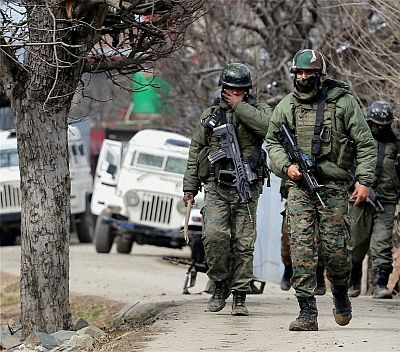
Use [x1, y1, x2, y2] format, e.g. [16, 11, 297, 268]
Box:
[349, 202, 398, 271]
[287, 181, 351, 298]
[281, 211, 325, 269]
[201, 183, 260, 292]
[280, 214, 292, 266]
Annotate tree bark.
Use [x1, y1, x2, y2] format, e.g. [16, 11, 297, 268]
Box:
[15, 3, 81, 335]
[18, 102, 72, 334]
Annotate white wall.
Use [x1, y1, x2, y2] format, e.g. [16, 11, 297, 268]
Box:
[253, 173, 285, 283]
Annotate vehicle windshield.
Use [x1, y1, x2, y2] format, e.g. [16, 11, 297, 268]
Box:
[0, 148, 19, 167]
[133, 152, 187, 175]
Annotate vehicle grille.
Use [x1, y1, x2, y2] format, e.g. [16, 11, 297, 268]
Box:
[140, 193, 173, 225]
[0, 182, 21, 211]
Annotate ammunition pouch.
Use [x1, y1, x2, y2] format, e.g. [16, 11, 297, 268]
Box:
[217, 169, 236, 187]
[197, 147, 213, 181]
[317, 159, 352, 181]
[215, 161, 259, 188]
[336, 135, 355, 170]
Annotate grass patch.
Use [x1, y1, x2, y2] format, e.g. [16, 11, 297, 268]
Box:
[1, 272, 124, 329]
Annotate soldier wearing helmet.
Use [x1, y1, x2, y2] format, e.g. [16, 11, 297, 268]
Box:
[290, 49, 327, 97]
[183, 63, 273, 316]
[266, 49, 377, 331]
[349, 101, 400, 300]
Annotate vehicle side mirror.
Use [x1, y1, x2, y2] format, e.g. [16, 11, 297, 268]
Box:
[106, 164, 117, 176]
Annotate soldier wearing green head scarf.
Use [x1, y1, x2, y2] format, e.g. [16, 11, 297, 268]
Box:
[183, 63, 272, 316]
[266, 49, 377, 331]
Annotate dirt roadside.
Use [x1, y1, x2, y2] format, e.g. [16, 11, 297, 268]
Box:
[0, 272, 167, 351]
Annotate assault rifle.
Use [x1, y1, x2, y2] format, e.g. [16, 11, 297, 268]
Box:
[349, 180, 384, 213]
[207, 123, 258, 222]
[278, 123, 326, 208]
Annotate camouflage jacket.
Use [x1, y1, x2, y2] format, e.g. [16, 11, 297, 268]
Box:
[372, 132, 400, 203]
[183, 95, 273, 193]
[266, 79, 377, 187]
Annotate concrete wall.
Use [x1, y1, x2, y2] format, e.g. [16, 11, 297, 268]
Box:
[253, 173, 285, 284]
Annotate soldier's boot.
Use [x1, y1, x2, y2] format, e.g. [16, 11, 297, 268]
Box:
[205, 280, 231, 299]
[207, 281, 226, 312]
[289, 297, 318, 331]
[231, 291, 249, 316]
[372, 268, 392, 299]
[223, 281, 231, 299]
[332, 285, 352, 326]
[280, 265, 293, 291]
[348, 263, 362, 298]
[314, 266, 326, 296]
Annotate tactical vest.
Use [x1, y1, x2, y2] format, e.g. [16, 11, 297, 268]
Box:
[199, 106, 268, 185]
[292, 97, 354, 171]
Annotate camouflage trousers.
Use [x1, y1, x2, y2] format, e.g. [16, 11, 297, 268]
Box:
[349, 201, 398, 272]
[281, 209, 325, 269]
[287, 181, 351, 298]
[201, 182, 259, 292]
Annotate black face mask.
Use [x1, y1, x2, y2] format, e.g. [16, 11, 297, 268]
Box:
[370, 124, 392, 141]
[294, 75, 320, 93]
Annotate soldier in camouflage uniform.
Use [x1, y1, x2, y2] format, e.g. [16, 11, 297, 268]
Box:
[348, 101, 400, 299]
[266, 49, 377, 331]
[280, 178, 326, 296]
[183, 63, 272, 316]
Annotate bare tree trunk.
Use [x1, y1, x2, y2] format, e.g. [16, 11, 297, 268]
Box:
[17, 101, 72, 334]
[14, 4, 80, 335]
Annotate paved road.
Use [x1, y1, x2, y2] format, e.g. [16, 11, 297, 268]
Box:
[141, 288, 400, 352]
[1, 243, 399, 352]
[0, 242, 208, 304]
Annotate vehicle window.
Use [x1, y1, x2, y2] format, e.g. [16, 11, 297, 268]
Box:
[0, 149, 19, 167]
[136, 152, 164, 169]
[99, 148, 118, 172]
[165, 156, 187, 174]
[70, 144, 79, 165]
[71, 145, 77, 156]
[0, 106, 15, 130]
[105, 149, 118, 166]
[78, 144, 85, 156]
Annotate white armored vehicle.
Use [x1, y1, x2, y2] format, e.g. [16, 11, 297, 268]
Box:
[91, 128, 203, 254]
[0, 127, 93, 244]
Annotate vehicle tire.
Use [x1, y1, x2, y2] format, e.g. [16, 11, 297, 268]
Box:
[75, 203, 94, 243]
[94, 212, 113, 253]
[0, 229, 18, 246]
[116, 236, 134, 254]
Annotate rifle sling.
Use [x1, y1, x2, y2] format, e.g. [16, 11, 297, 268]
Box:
[249, 136, 262, 170]
[311, 86, 327, 157]
[374, 141, 386, 186]
[219, 107, 226, 124]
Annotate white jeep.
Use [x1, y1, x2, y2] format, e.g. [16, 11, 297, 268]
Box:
[91, 128, 203, 254]
[0, 127, 93, 244]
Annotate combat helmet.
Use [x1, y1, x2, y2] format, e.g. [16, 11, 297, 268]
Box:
[290, 49, 327, 76]
[366, 101, 394, 125]
[218, 63, 252, 89]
